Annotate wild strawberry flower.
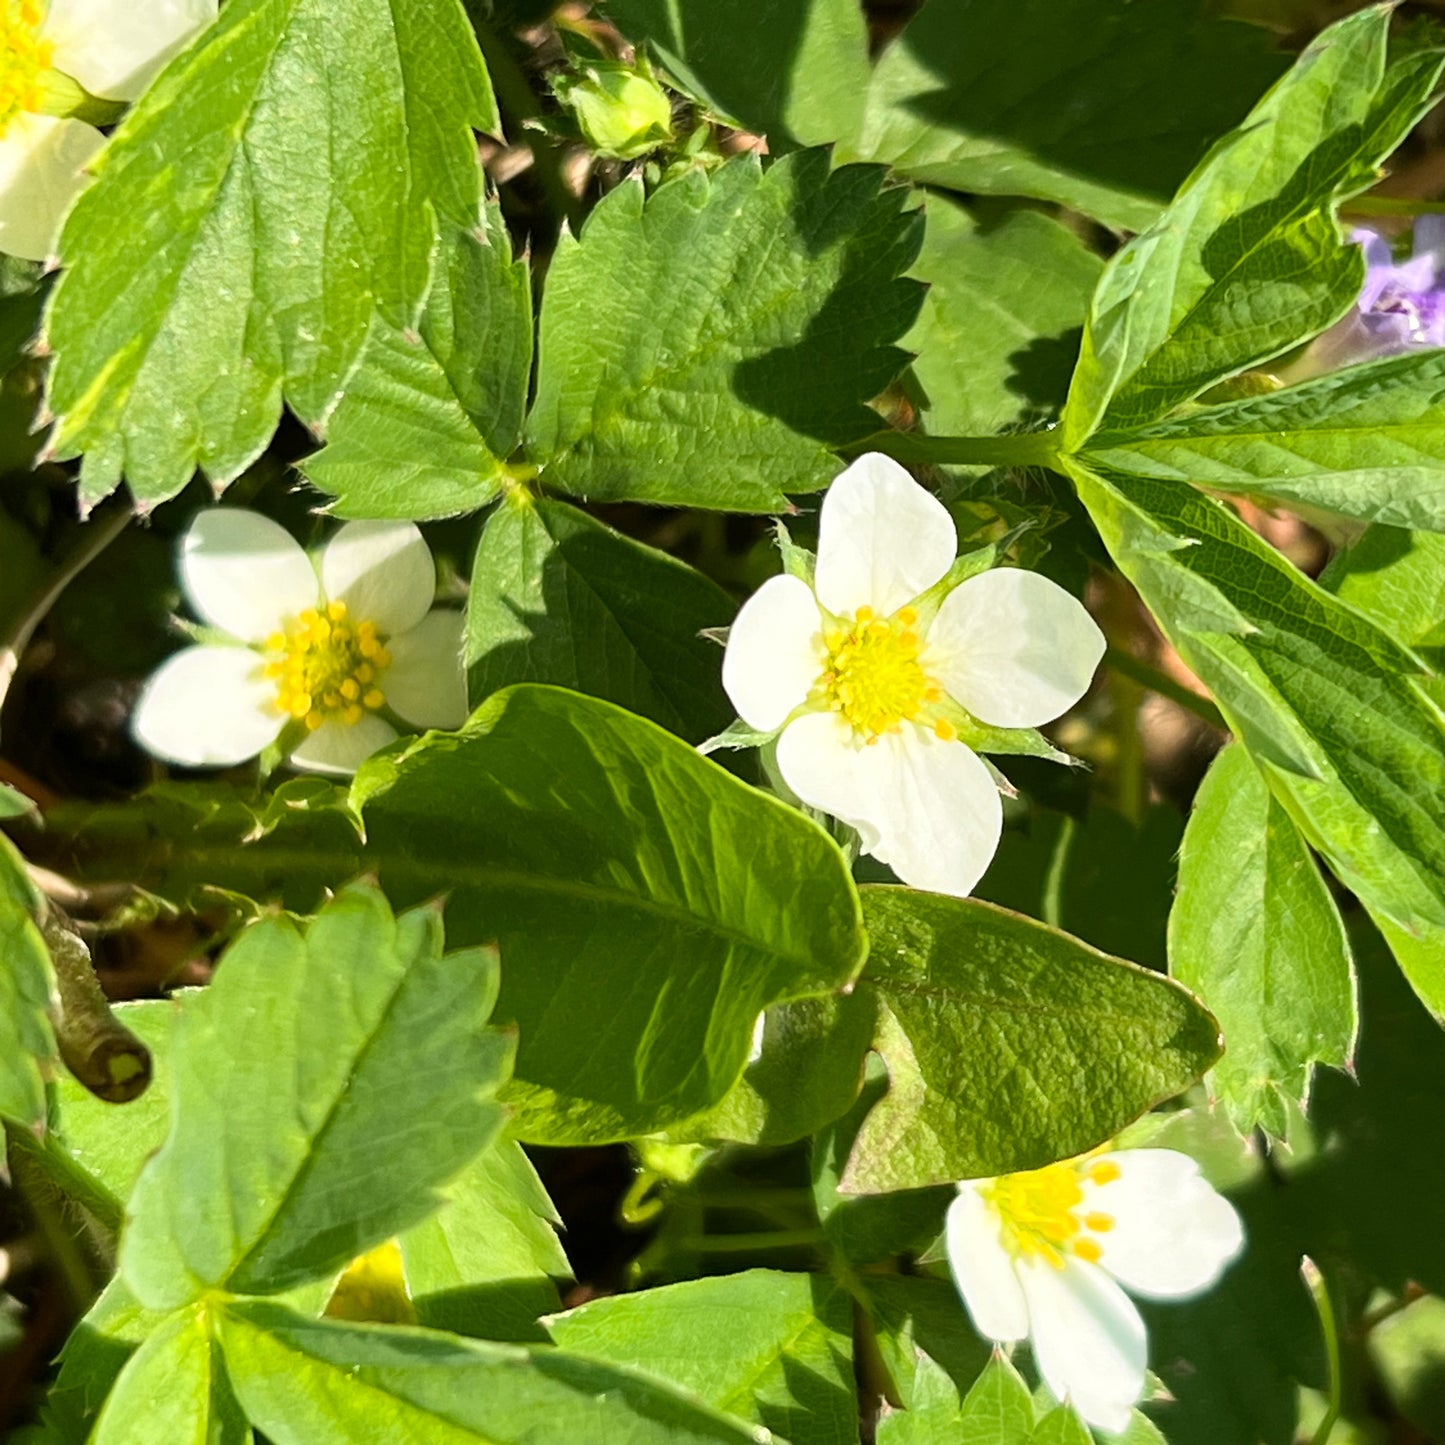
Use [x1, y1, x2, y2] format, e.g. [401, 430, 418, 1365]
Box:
[718, 452, 1105, 898]
[946, 1148, 1244, 1433]
[0, 0, 217, 261]
[132, 509, 468, 776]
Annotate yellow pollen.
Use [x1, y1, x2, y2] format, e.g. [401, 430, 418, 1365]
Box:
[0, 1, 52, 137]
[819, 605, 937, 740]
[983, 1156, 1117, 1271]
[264, 599, 391, 730]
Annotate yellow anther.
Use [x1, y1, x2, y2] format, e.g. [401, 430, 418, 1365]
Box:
[897, 606, 919, 627]
[934, 718, 958, 742]
[0, 1, 53, 136]
[855, 606, 874, 624]
[264, 598, 394, 730]
[815, 604, 941, 741]
[983, 1155, 1120, 1271]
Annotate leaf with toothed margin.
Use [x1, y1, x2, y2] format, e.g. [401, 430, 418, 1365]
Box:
[119, 882, 513, 1311]
[42, 0, 497, 509]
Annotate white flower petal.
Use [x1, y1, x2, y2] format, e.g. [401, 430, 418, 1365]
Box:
[1086, 1149, 1244, 1301]
[288, 714, 398, 777]
[813, 453, 956, 619]
[720, 573, 822, 731]
[945, 1185, 1029, 1342]
[45, 0, 218, 102]
[1018, 1254, 1147, 1435]
[928, 568, 1105, 728]
[384, 610, 468, 730]
[775, 714, 1002, 897]
[180, 509, 319, 643]
[131, 645, 279, 766]
[0, 113, 103, 262]
[320, 521, 435, 637]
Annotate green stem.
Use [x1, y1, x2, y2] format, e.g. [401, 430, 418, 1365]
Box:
[843, 429, 1061, 470]
[1342, 197, 1445, 216]
[1104, 645, 1228, 732]
[676, 1228, 824, 1253]
[1303, 1257, 1343, 1445]
[3, 1123, 104, 1310]
[5, 1122, 123, 1239]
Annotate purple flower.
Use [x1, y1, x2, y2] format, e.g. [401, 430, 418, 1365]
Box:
[1352, 217, 1445, 351]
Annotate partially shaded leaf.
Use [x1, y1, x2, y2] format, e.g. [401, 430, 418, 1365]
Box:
[1170, 743, 1355, 1137]
[525, 150, 923, 509]
[0, 833, 53, 1129]
[121, 883, 512, 1309]
[465, 494, 734, 743]
[547, 1269, 857, 1445]
[842, 887, 1221, 1192]
[304, 210, 531, 521]
[218, 1300, 768, 1443]
[45, 0, 498, 506]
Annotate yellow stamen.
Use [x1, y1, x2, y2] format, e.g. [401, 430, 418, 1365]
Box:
[0, 2, 53, 138]
[263, 599, 394, 730]
[983, 1154, 1120, 1272]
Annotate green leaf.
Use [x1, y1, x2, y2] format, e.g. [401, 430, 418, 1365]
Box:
[1063, 7, 1445, 444]
[842, 887, 1221, 1192]
[56, 997, 178, 1200]
[855, 0, 1286, 232]
[905, 201, 1100, 441]
[1066, 461, 1445, 1020]
[812, 1059, 952, 1265]
[91, 1303, 249, 1445]
[1029, 1406, 1091, 1445]
[120, 883, 512, 1310]
[398, 1140, 570, 1343]
[1170, 743, 1355, 1138]
[0, 834, 53, 1130]
[547, 1269, 857, 1445]
[44, 0, 497, 508]
[0, 781, 35, 820]
[525, 150, 924, 509]
[353, 685, 867, 1143]
[955, 1355, 1036, 1443]
[1087, 350, 1445, 532]
[303, 210, 532, 520]
[865, 1275, 990, 1437]
[217, 1299, 768, 1443]
[1368, 1294, 1445, 1438]
[465, 494, 735, 743]
[601, 0, 870, 149]
[667, 991, 876, 1147]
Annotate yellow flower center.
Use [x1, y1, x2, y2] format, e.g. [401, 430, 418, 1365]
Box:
[819, 605, 954, 743]
[0, 1, 51, 135]
[262, 601, 391, 732]
[984, 1156, 1118, 1269]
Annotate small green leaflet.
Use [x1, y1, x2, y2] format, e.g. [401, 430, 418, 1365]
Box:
[353, 685, 868, 1142]
[601, 0, 871, 150]
[1087, 350, 1445, 534]
[1063, 6, 1445, 444]
[216, 1300, 769, 1443]
[398, 1141, 571, 1343]
[855, 0, 1286, 231]
[526, 149, 923, 510]
[0, 831, 54, 1130]
[43, 0, 498, 508]
[841, 888, 1221, 1192]
[1067, 461, 1445, 1020]
[120, 883, 513, 1310]
[465, 494, 735, 743]
[90, 1305, 249, 1445]
[304, 211, 532, 521]
[547, 1269, 857, 1445]
[905, 200, 1100, 443]
[1170, 744, 1355, 1138]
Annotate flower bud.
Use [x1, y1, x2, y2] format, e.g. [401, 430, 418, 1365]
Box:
[555, 61, 673, 161]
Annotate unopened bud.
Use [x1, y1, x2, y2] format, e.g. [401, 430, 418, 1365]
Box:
[555, 62, 673, 161]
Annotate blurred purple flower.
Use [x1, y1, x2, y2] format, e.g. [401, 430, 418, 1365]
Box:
[1352, 217, 1445, 352]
